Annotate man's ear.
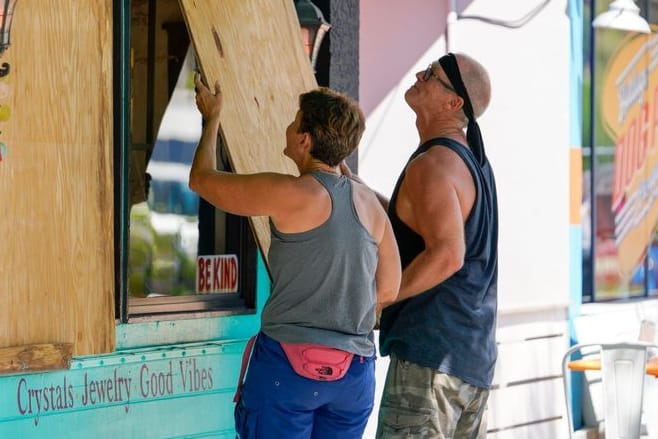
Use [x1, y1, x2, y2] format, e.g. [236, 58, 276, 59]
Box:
[449, 96, 464, 111]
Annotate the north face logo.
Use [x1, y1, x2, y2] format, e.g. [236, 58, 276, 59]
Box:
[315, 366, 333, 376]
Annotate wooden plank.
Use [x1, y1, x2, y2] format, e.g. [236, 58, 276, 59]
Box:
[493, 333, 568, 386]
[487, 377, 565, 431]
[496, 306, 569, 343]
[0, 343, 72, 374]
[0, 1, 115, 354]
[178, 0, 317, 265]
[496, 319, 568, 343]
[485, 309, 572, 435]
[487, 417, 568, 439]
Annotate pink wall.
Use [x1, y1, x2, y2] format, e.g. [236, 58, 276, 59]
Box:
[359, 0, 447, 115]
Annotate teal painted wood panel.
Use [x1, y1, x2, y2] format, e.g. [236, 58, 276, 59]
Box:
[0, 253, 271, 437]
[0, 341, 249, 438]
[116, 253, 271, 350]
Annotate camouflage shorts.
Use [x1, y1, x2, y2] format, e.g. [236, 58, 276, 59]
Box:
[376, 355, 489, 439]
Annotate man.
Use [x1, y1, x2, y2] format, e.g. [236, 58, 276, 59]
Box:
[189, 74, 401, 439]
[371, 52, 498, 438]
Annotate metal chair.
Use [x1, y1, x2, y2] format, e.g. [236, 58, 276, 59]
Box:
[562, 341, 658, 439]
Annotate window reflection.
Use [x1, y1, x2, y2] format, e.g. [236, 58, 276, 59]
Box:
[123, 4, 256, 318]
[128, 49, 201, 300]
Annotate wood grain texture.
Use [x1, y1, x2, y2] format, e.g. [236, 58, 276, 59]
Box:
[178, 0, 317, 264]
[0, 343, 72, 374]
[0, 0, 115, 354]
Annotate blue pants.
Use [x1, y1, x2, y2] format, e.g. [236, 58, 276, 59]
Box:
[235, 332, 375, 439]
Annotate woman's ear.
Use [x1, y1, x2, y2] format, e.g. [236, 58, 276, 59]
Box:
[299, 131, 313, 152]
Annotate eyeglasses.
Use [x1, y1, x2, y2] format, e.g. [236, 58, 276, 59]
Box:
[423, 64, 455, 92]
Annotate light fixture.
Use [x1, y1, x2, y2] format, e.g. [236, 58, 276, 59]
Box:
[294, 0, 331, 71]
[0, 0, 17, 77]
[592, 0, 651, 33]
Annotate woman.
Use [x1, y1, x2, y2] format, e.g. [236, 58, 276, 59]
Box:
[189, 75, 400, 439]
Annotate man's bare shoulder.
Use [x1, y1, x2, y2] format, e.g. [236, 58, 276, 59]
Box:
[403, 145, 476, 219]
[406, 145, 471, 185]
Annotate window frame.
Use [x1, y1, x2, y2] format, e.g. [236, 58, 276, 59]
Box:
[582, 0, 658, 303]
[113, 0, 259, 325]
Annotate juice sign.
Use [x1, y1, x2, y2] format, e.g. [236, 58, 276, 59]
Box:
[600, 32, 658, 276]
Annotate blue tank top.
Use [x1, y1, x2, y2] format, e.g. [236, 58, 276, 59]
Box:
[261, 171, 378, 356]
[379, 137, 499, 388]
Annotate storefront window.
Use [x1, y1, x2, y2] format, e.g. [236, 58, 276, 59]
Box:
[583, 0, 658, 301]
[117, 1, 257, 320]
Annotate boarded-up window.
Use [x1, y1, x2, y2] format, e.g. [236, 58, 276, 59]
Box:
[0, 1, 115, 355]
[179, 0, 317, 261]
[123, 0, 315, 317]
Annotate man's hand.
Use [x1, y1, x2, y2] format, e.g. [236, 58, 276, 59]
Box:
[194, 73, 223, 122]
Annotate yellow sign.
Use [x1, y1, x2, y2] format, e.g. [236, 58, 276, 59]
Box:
[601, 33, 658, 276]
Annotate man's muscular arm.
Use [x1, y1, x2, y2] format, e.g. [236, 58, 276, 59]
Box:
[389, 148, 473, 304]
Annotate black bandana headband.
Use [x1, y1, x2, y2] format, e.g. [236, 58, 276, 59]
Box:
[438, 53, 486, 166]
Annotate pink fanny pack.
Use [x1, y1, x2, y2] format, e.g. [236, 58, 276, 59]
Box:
[280, 342, 354, 381]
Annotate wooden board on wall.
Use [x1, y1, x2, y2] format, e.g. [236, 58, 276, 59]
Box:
[178, 0, 317, 266]
[0, 1, 115, 355]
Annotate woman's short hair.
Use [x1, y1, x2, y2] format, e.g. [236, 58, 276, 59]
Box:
[298, 87, 366, 166]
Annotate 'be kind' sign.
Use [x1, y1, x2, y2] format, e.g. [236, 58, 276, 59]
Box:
[196, 254, 238, 294]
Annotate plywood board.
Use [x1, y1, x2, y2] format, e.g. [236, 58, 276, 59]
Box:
[0, 343, 72, 374]
[178, 0, 317, 266]
[0, 0, 115, 355]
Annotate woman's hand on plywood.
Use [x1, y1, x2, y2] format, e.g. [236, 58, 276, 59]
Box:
[194, 73, 222, 123]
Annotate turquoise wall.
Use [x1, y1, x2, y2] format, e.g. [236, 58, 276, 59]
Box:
[0, 255, 270, 438]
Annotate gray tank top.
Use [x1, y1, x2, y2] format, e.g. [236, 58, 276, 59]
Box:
[261, 171, 378, 356]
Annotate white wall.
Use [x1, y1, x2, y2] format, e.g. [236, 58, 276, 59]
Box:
[358, 0, 446, 198]
[359, 0, 572, 313]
